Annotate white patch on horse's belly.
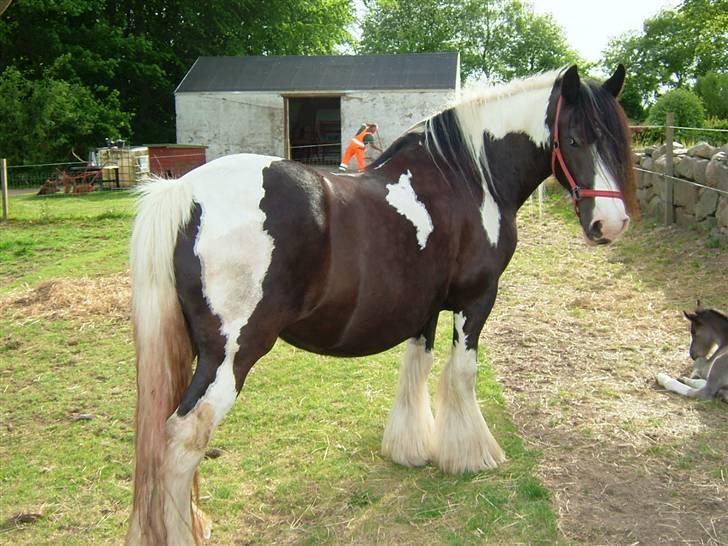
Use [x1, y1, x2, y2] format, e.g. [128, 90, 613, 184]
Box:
[385, 170, 434, 250]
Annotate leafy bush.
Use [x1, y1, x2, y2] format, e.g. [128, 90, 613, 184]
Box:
[637, 88, 707, 144]
[647, 88, 705, 128]
[689, 117, 728, 146]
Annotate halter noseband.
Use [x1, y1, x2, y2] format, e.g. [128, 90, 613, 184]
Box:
[551, 96, 624, 212]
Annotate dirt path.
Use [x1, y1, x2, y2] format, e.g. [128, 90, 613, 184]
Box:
[486, 204, 727, 545]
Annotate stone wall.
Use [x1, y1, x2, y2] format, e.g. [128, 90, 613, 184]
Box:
[634, 142, 728, 237]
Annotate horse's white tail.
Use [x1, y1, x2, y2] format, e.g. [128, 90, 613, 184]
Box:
[126, 179, 202, 545]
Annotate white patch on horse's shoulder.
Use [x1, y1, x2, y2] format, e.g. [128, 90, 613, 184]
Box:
[189, 153, 277, 425]
[480, 191, 501, 247]
[385, 170, 434, 250]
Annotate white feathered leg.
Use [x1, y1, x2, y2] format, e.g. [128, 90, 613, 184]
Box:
[432, 313, 505, 474]
[382, 337, 435, 467]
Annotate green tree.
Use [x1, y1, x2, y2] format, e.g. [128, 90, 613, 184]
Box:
[0, 67, 130, 164]
[601, 0, 727, 120]
[358, 0, 459, 57]
[499, 9, 579, 79]
[681, 0, 728, 75]
[696, 72, 728, 119]
[359, 0, 579, 82]
[602, 33, 656, 120]
[0, 0, 354, 160]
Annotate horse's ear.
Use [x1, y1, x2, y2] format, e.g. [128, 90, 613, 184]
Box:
[603, 64, 626, 98]
[696, 299, 704, 312]
[561, 65, 581, 104]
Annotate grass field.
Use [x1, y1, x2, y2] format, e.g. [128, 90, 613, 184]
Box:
[1, 191, 558, 545]
[2, 188, 726, 544]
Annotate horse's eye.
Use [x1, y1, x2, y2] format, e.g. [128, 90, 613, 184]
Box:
[568, 137, 578, 147]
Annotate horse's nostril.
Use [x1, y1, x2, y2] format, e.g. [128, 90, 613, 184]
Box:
[589, 220, 603, 240]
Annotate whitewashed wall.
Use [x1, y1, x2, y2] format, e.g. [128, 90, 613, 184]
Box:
[176, 88, 458, 161]
[176, 92, 284, 160]
[340, 89, 457, 155]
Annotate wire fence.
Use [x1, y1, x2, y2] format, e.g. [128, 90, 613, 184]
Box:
[3, 150, 209, 198]
[8, 161, 86, 189]
[633, 166, 728, 197]
[289, 142, 342, 166]
[631, 120, 728, 149]
[1, 115, 726, 204]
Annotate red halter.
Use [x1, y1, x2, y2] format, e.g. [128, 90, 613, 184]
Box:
[551, 96, 624, 212]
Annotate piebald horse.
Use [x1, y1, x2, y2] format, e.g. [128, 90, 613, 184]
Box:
[127, 65, 637, 544]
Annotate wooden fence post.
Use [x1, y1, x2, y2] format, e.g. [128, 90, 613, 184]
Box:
[664, 112, 674, 225]
[1, 158, 8, 223]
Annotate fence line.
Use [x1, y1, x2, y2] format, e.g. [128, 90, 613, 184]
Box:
[633, 166, 728, 197]
[7, 160, 84, 169]
[631, 125, 728, 133]
[289, 142, 340, 150]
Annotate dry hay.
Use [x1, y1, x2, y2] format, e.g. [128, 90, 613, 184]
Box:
[1, 275, 130, 325]
[486, 206, 727, 545]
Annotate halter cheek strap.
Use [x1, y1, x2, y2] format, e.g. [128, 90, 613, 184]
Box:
[551, 96, 624, 212]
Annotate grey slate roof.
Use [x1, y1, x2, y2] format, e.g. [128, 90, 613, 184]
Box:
[175, 53, 459, 93]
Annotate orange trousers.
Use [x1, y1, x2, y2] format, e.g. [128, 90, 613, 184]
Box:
[340, 142, 366, 171]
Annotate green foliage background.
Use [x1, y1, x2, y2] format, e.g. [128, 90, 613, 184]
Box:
[0, 0, 726, 163]
[358, 0, 581, 81]
[0, 0, 354, 163]
[602, 0, 727, 123]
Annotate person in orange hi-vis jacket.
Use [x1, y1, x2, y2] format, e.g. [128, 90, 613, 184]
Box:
[339, 122, 382, 172]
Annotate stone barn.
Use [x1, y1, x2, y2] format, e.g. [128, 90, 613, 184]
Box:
[174, 53, 460, 164]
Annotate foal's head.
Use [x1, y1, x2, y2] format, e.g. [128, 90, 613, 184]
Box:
[550, 65, 638, 245]
[684, 301, 728, 360]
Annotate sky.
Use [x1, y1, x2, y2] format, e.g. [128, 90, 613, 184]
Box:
[529, 0, 681, 65]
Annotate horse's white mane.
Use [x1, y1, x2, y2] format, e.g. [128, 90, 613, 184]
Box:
[457, 68, 564, 107]
[406, 68, 564, 135]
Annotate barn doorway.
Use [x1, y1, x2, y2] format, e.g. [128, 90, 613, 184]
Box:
[287, 96, 341, 166]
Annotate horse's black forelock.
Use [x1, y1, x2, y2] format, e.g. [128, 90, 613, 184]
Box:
[578, 83, 627, 175]
[574, 80, 637, 215]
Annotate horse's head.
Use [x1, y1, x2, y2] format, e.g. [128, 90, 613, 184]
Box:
[550, 65, 638, 245]
[684, 301, 727, 360]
